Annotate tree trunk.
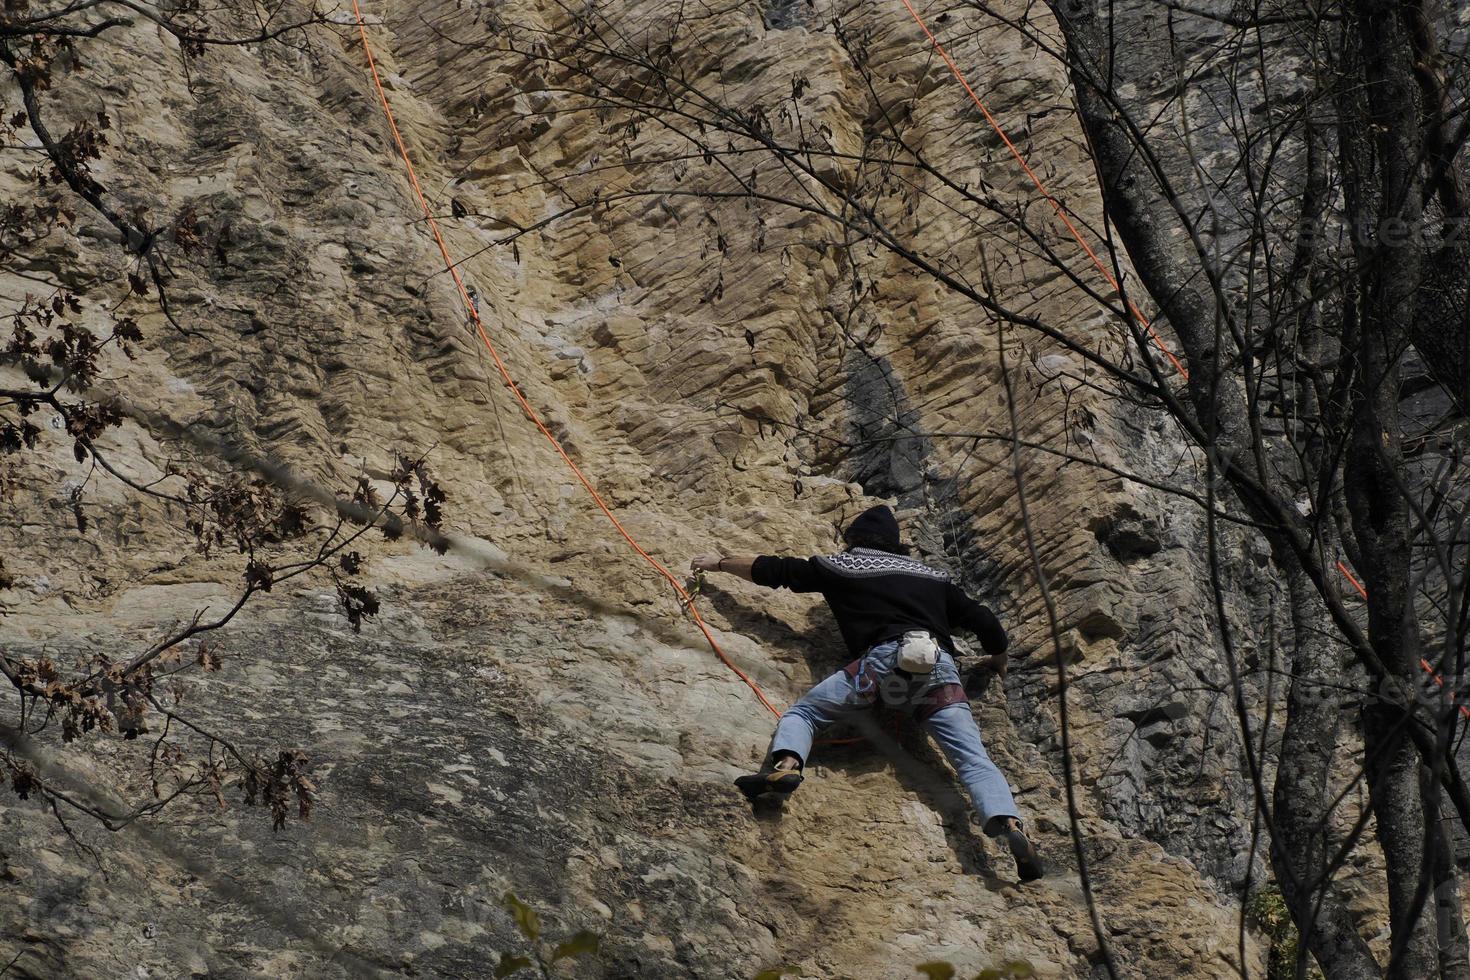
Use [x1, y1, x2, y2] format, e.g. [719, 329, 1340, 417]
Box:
[1341, 0, 1445, 974]
[1273, 567, 1382, 978]
[1048, 0, 1468, 971]
[1402, 0, 1470, 415]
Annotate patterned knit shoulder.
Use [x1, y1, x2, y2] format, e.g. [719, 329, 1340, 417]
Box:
[815, 548, 952, 582]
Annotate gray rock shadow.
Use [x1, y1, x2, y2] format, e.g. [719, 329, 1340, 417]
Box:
[696, 581, 846, 681]
[813, 712, 1005, 883]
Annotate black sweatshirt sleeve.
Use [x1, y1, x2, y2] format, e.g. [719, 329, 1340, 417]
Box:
[946, 582, 1008, 655]
[750, 555, 826, 593]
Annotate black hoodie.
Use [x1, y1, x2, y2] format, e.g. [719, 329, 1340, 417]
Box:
[750, 548, 1008, 659]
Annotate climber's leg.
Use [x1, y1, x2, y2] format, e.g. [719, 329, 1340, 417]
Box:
[771, 637, 904, 767]
[736, 640, 898, 801]
[769, 668, 865, 769]
[736, 670, 855, 800]
[922, 702, 1044, 881]
[922, 702, 1020, 833]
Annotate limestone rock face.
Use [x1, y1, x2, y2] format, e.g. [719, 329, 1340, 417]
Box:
[0, 1, 1276, 976]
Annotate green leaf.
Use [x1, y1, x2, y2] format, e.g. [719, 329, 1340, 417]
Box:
[493, 954, 534, 978]
[916, 964, 957, 980]
[501, 892, 541, 941]
[753, 970, 797, 980]
[975, 971, 1002, 980]
[551, 929, 601, 961]
[1001, 962, 1035, 979]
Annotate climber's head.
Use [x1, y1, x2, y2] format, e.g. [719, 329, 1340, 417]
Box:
[842, 504, 907, 555]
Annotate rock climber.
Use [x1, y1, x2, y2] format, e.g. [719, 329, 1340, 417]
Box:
[691, 504, 1045, 882]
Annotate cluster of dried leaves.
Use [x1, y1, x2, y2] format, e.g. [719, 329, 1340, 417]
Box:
[2, 438, 447, 834]
[0, 0, 440, 846]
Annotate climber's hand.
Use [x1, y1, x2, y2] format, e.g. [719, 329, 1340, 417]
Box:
[982, 653, 1009, 680]
[690, 554, 724, 574]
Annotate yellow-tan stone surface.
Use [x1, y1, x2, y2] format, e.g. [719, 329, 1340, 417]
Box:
[0, 1, 1281, 976]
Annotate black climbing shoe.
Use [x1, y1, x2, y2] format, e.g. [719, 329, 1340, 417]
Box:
[735, 768, 803, 802]
[1006, 826, 1045, 882]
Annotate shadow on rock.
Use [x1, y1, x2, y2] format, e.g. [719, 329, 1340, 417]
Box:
[816, 712, 1003, 882]
[698, 583, 845, 670]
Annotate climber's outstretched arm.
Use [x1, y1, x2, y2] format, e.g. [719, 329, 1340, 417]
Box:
[690, 554, 758, 583]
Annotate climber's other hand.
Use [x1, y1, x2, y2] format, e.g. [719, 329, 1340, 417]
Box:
[690, 554, 723, 574]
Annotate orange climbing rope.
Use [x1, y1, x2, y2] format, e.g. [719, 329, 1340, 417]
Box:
[1335, 560, 1367, 602]
[895, 0, 1188, 380]
[348, 0, 780, 718]
[1339, 562, 1468, 718]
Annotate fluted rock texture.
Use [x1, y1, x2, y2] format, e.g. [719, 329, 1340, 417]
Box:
[0, 1, 1286, 976]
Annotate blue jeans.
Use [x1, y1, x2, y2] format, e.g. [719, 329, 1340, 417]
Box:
[771, 638, 1020, 835]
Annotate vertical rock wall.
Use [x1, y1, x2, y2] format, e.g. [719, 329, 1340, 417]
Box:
[0, 0, 1285, 975]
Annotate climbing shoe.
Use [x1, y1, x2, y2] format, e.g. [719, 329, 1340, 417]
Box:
[1006, 826, 1046, 882]
[735, 768, 803, 802]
